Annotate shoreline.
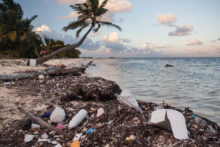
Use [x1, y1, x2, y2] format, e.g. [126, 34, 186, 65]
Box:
[0, 59, 219, 146]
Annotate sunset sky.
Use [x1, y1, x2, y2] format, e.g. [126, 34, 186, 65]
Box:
[15, 0, 220, 57]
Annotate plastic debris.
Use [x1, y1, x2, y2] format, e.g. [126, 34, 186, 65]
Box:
[90, 107, 95, 111]
[24, 134, 34, 142]
[38, 75, 44, 80]
[130, 135, 136, 140]
[41, 112, 51, 118]
[51, 140, 58, 145]
[4, 82, 11, 85]
[96, 108, 105, 117]
[55, 143, 62, 147]
[125, 137, 131, 141]
[23, 119, 32, 130]
[69, 109, 88, 129]
[29, 59, 36, 66]
[149, 109, 189, 140]
[191, 114, 196, 118]
[38, 138, 51, 142]
[41, 133, 49, 139]
[117, 89, 142, 112]
[73, 133, 83, 141]
[71, 140, 80, 147]
[85, 128, 96, 135]
[56, 123, 65, 130]
[50, 107, 66, 123]
[31, 123, 40, 129]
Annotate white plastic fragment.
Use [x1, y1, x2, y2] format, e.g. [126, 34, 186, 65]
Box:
[55, 143, 62, 147]
[31, 124, 40, 129]
[96, 108, 104, 117]
[51, 140, 58, 145]
[29, 59, 36, 66]
[117, 89, 142, 112]
[38, 75, 44, 80]
[73, 133, 83, 141]
[50, 107, 66, 123]
[149, 109, 189, 140]
[24, 134, 35, 142]
[41, 133, 49, 139]
[38, 138, 51, 142]
[69, 109, 88, 129]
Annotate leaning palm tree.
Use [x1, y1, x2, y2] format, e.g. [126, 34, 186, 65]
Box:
[36, 0, 121, 65]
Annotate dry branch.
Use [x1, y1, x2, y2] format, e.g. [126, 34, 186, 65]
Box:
[17, 106, 67, 137]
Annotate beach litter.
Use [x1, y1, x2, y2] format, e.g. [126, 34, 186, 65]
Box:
[149, 109, 189, 140]
[50, 107, 66, 123]
[23, 119, 32, 130]
[117, 89, 142, 112]
[0, 68, 219, 146]
[69, 109, 88, 129]
[41, 112, 51, 118]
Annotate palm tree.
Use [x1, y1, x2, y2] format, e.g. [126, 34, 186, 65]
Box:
[36, 0, 121, 65]
[0, 0, 40, 57]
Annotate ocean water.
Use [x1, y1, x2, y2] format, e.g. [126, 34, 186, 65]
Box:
[87, 57, 220, 124]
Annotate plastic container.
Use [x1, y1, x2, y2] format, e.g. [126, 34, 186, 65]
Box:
[68, 109, 88, 129]
[50, 107, 66, 123]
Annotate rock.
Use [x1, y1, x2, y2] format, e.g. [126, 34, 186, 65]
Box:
[96, 108, 105, 117]
[24, 134, 34, 142]
[31, 124, 40, 129]
[41, 133, 49, 139]
[50, 107, 66, 123]
[165, 64, 174, 67]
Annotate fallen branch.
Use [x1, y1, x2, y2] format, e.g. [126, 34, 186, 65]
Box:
[0, 61, 93, 81]
[17, 106, 67, 137]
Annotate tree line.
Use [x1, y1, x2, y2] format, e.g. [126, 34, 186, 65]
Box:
[0, 0, 121, 64]
[0, 0, 81, 58]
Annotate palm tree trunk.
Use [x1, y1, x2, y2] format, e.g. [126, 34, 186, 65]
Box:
[36, 25, 94, 65]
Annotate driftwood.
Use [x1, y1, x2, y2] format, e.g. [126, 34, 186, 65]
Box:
[0, 61, 93, 81]
[17, 106, 67, 137]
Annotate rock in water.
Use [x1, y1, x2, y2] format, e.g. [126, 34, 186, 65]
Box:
[50, 107, 66, 123]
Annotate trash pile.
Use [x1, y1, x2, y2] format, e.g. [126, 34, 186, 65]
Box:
[4, 75, 121, 102]
[0, 89, 219, 146]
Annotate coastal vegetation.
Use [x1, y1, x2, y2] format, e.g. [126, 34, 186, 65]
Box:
[0, 0, 81, 59]
[36, 0, 121, 65]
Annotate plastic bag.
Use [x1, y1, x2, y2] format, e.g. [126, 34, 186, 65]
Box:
[117, 89, 142, 112]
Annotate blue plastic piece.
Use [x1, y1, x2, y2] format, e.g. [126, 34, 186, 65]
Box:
[191, 114, 196, 118]
[86, 128, 97, 135]
[41, 112, 51, 118]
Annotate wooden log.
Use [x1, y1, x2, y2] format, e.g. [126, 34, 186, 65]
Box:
[17, 106, 67, 136]
[0, 61, 93, 81]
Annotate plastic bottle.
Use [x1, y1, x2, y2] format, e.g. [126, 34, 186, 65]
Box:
[68, 109, 88, 129]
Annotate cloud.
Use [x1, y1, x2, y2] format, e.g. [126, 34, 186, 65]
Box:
[58, 0, 132, 21]
[187, 39, 202, 46]
[157, 14, 177, 26]
[34, 25, 51, 33]
[105, 42, 127, 51]
[141, 42, 171, 49]
[103, 32, 120, 43]
[169, 24, 193, 36]
[59, 11, 78, 20]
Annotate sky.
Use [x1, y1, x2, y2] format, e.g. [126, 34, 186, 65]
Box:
[14, 0, 220, 57]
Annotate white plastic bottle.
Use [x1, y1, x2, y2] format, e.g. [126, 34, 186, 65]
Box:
[68, 109, 88, 129]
